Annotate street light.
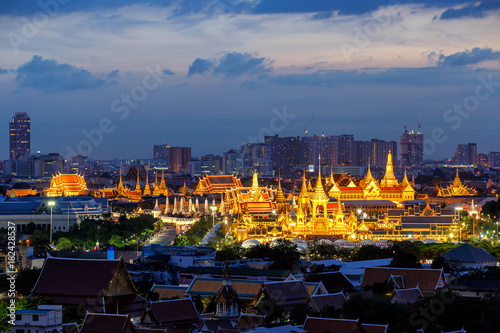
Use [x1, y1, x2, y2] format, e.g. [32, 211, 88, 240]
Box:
[48, 201, 55, 244]
[455, 207, 463, 243]
[210, 205, 217, 229]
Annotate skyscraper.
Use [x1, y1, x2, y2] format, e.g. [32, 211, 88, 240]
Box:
[452, 143, 477, 166]
[400, 130, 423, 167]
[9, 112, 30, 161]
[168, 147, 191, 173]
[338, 134, 354, 166]
[153, 143, 169, 160]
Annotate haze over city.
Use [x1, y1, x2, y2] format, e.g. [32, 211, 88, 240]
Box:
[1, 0, 499, 159]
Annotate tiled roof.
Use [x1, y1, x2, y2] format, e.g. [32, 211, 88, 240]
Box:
[360, 323, 389, 333]
[441, 243, 498, 263]
[80, 313, 131, 333]
[236, 314, 266, 328]
[148, 298, 199, 326]
[103, 293, 148, 318]
[261, 280, 311, 310]
[361, 267, 445, 292]
[303, 317, 359, 333]
[186, 277, 263, 300]
[391, 287, 423, 304]
[31, 257, 123, 304]
[311, 292, 345, 311]
[152, 285, 188, 299]
[303, 272, 355, 293]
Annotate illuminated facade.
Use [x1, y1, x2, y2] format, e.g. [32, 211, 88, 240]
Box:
[436, 169, 475, 197]
[45, 173, 89, 197]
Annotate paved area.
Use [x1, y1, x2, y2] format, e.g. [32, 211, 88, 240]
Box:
[148, 227, 177, 245]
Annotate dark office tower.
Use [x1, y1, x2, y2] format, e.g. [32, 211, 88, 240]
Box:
[9, 112, 30, 161]
[371, 139, 397, 166]
[400, 130, 424, 167]
[338, 134, 354, 166]
[168, 147, 191, 173]
[264, 135, 301, 170]
[354, 141, 371, 166]
[223, 149, 239, 174]
[301, 135, 338, 167]
[153, 143, 169, 160]
[452, 143, 477, 166]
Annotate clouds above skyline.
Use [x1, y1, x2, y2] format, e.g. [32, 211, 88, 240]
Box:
[188, 52, 272, 78]
[14, 55, 117, 92]
[0, 0, 499, 160]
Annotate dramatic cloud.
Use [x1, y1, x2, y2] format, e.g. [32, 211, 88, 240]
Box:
[163, 69, 176, 75]
[440, 0, 500, 19]
[188, 58, 215, 77]
[15, 55, 115, 92]
[438, 47, 500, 66]
[188, 52, 271, 78]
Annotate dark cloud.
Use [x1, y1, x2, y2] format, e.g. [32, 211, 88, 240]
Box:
[439, 0, 500, 19]
[438, 47, 500, 66]
[188, 58, 215, 77]
[1, 0, 476, 18]
[214, 52, 271, 78]
[106, 69, 119, 78]
[163, 69, 176, 75]
[188, 52, 272, 78]
[268, 66, 495, 87]
[15, 55, 114, 92]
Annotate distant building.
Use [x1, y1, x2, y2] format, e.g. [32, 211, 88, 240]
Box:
[338, 134, 355, 166]
[265, 135, 301, 170]
[475, 153, 488, 167]
[200, 154, 223, 176]
[9, 112, 31, 161]
[45, 173, 90, 197]
[222, 149, 239, 175]
[400, 130, 423, 167]
[487, 151, 500, 168]
[168, 147, 191, 173]
[355, 139, 397, 166]
[452, 143, 477, 166]
[153, 143, 169, 160]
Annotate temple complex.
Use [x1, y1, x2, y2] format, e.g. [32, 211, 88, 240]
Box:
[45, 173, 90, 197]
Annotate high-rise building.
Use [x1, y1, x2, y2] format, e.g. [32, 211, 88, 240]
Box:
[353, 139, 397, 166]
[9, 112, 31, 161]
[452, 143, 477, 166]
[487, 152, 500, 168]
[265, 135, 301, 170]
[338, 134, 354, 166]
[301, 135, 338, 167]
[153, 143, 169, 160]
[475, 153, 488, 167]
[222, 149, 239, 175]
[400, 130, 423, 167]
[167, 147, 191, 173]
[200, 154, 223, 175]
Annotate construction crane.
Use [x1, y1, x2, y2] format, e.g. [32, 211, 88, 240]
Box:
[415, 115, 421, 133]
[403, 115, 421, 134]
[304, 115, 315, 137]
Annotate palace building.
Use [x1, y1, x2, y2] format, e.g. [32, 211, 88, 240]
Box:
[45, 173, 90, 197]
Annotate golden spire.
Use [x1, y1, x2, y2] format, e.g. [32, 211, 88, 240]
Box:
[143, 169, 151, 196]
[312, 154, 328, 201]
[117, 165, 125, 192]
[160, 169, 167, 192]
[135, 167, 142, 196]
[381, 150, 398, 187]
[453, 168, 463, 187]
[364, 160, 375, 184]
[401, 168, 410, 188]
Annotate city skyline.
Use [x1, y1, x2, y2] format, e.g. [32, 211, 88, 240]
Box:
[1, 1, 499, 159]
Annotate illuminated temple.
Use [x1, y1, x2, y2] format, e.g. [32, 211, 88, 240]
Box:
[45, 173, 90, 197]
[220, 152, 458, 243]
[436, 169, 475, 197]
